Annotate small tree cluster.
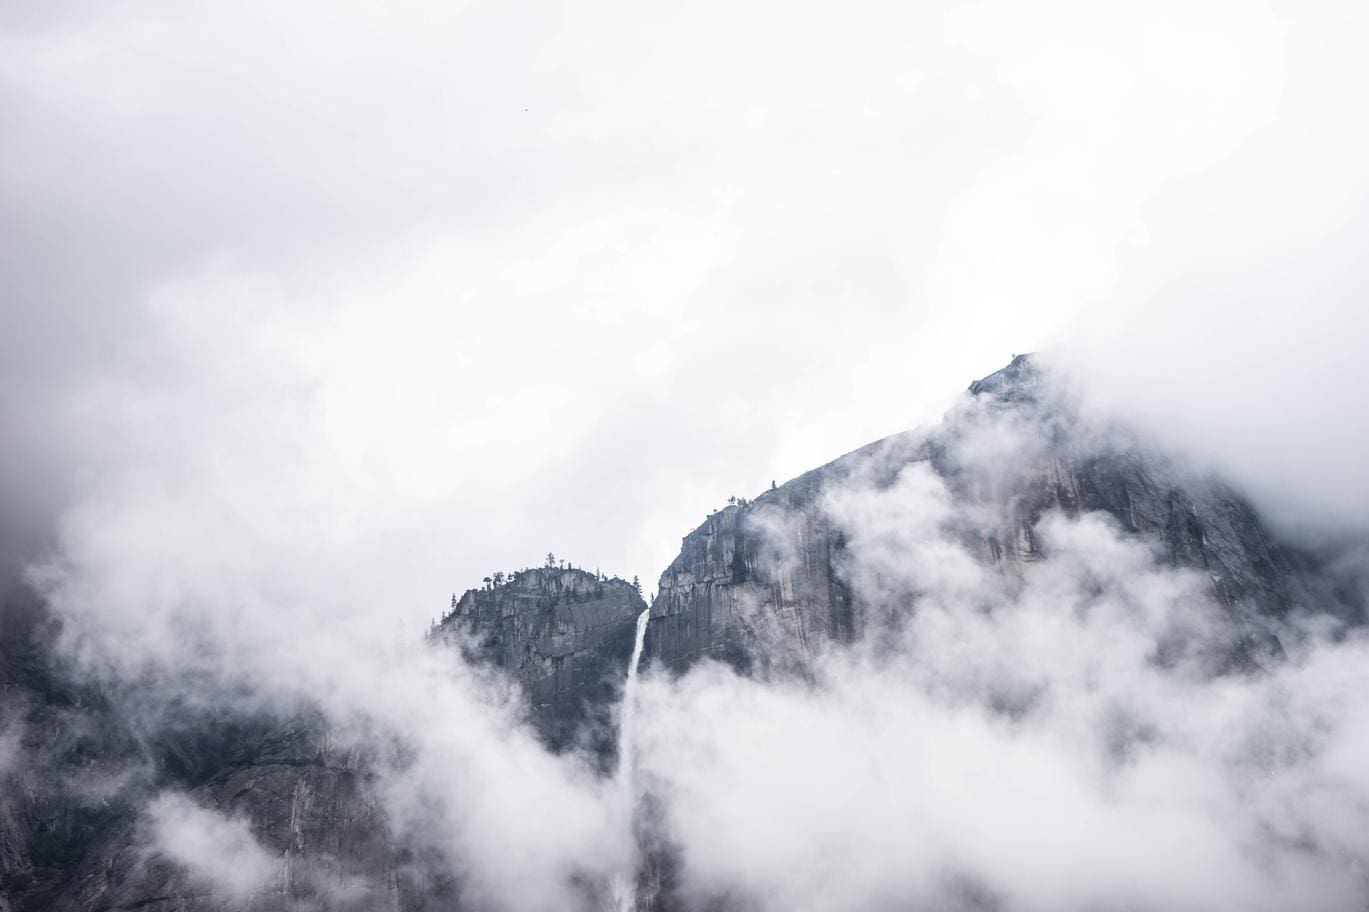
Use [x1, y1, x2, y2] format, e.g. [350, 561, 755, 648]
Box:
[457, 556, 641, 607]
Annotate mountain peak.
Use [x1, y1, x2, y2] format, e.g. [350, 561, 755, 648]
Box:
[966, 352, 1041, 400]
[436, 562, 646, 756]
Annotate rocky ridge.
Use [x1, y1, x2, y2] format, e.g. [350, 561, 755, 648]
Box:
[1, 353, 1362, 910]
[434, 566, 647, 756]
[643, 354, 1353, 674]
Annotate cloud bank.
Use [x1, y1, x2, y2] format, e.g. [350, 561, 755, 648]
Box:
[22, 358, 1368, 911]
[3, 1, 1368, 909]
[4, 0, 1369, 593]
[636, 461, 1369, 911]
[146, 794, 283, 903]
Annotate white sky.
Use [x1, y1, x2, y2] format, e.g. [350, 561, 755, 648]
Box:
[3, 0, 1367, 624]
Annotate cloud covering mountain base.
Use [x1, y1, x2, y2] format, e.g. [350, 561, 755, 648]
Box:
[3, 357, 1366, 911]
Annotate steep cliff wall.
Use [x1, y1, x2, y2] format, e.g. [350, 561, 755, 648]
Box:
[0, 582, 141, 912]
[645, 355, 1352, 674]
[3, 354, 1361, 911]
[0, 584, 426, 912]
[43, 722, 407, 912]
[435, 567, 646, 754]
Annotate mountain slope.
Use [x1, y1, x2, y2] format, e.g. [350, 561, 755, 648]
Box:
[434, 566, 646, 756]
[645, 354, 1353, 675]
[1, 354, 1361, 911]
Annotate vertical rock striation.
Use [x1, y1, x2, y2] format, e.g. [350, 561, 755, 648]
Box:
[645, 354, 1354, 673]
[2, 354, 1362, 911]
[434, 567, 647, 754]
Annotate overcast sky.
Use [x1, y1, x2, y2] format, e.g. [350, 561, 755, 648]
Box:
[3, 0, 1368, 624]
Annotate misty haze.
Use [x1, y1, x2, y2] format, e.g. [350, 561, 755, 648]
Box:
[3, 3, 1369, 911]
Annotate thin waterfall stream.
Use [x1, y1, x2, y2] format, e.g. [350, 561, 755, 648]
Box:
[609, 608, 652, 911]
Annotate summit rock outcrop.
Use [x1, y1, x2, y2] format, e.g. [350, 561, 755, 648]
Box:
[644, 354, 1354, 674]
[434, 566, 646, 754]
[1, 353, 1362, 911]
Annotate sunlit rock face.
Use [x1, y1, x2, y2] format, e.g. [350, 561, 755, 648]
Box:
[434, 567, 647, 755]
[645, 354, 1355, 676]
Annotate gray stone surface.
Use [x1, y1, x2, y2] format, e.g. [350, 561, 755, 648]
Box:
[41, 723, 405, 912]
[0, 585, 430, 912]
[2, 354, 1362, 911]
[434, 566, 647, 756]
[645, 354, 1356, 674]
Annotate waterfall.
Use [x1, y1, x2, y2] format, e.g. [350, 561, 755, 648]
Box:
[620, 607, 651, 784]
[609, 608, 651, 912]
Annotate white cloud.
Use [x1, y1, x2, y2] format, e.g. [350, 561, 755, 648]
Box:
[146, 793, 282, 902]
[3, 2, 1368, 909]
[7, 0, 1367, 591]
[635, 447, 1369, 911]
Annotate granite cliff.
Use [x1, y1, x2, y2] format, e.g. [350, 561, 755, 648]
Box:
[433, 566, 647, 757]
[0, 354, 1361, 911]
[0, 581, 418, 911]
[644, 354, 1351, 676]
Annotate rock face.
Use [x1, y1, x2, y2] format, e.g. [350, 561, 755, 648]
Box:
[0, 581, 145, 912]
[0, 584, 423, 912]
[0, 566, 644, 912]
[645, 354, 1355, 674]
[39, 723, 407, 912]
[1, 354, 1361, 911]
[646, 466, 859, 674]
[434, 567, 647, 755]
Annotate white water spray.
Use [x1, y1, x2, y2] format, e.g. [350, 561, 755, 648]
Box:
[609, 608, 651, 911]
[620, 607, 652, 784]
